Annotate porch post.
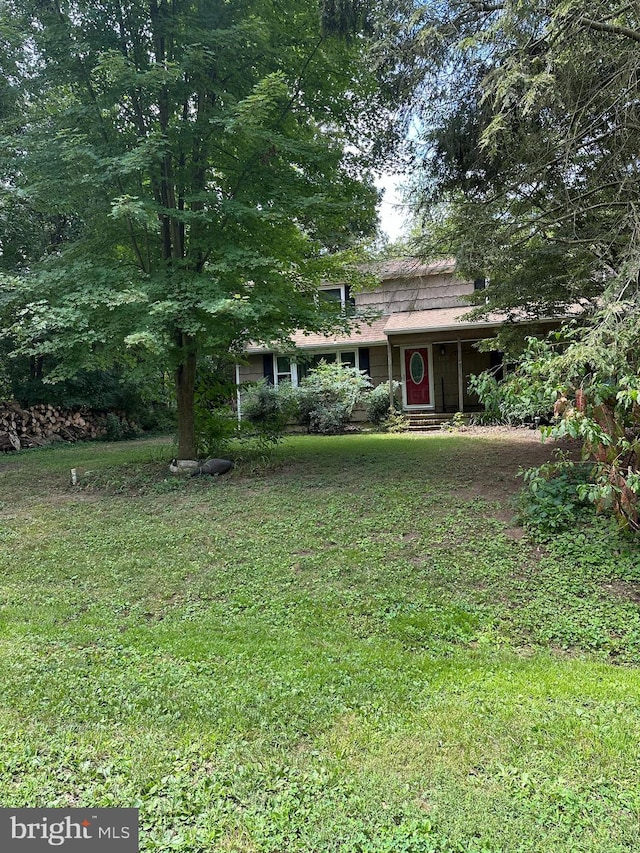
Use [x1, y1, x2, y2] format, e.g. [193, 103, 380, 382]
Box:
[457, 339, 464, 412]
[386, 340, 394, 408]
[235, 363, 242, 423]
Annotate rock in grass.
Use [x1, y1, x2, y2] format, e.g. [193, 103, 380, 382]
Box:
[169, 458, 200, 475]
[190, 458, 234, 478]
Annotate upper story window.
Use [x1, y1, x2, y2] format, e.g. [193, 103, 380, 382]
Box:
[319, 284, 356, 312]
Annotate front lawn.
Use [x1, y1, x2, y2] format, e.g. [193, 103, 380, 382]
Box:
[1, 432, 639, 852]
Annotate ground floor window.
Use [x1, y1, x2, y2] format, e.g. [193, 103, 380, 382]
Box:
[263, 354, 298, 387]
[276, 356, 294, 384]
[263, 348, 370, 386]
[299, 348, 369, 380]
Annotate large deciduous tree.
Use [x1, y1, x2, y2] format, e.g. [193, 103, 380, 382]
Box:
[0, 0, 384, 457]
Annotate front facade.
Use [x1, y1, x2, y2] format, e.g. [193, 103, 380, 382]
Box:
[237, 259, 549, 418]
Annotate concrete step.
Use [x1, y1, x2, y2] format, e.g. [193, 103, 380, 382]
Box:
[404, 412, 471, 431]
[406, 423, 443, 431]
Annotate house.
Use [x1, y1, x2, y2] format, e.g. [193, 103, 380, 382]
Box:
[236, 259, 559, 423]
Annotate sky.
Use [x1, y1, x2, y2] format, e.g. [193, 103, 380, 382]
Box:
[375, 173, 412, 242]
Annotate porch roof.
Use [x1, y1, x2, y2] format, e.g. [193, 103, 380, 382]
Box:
[244, 303, 559, 355]
[384, 304, 583, 335]
[383, 307, 504, 334]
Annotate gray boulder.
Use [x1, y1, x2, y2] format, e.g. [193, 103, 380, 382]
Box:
[190, 458, 234, 478]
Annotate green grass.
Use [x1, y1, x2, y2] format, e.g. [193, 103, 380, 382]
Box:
[1, 433, 640, 852]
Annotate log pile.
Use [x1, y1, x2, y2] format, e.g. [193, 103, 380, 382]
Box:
[0, 401, 138, 450]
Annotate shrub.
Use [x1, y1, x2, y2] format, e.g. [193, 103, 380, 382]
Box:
[242, 380, 299, 437]
[5, 357, 169, 420]
[194, 406, 238, 458]
[467, 371, 504, 423]
[381, 407, 409, 433]
[365, 380, 401, 425]
[135, 402, 176, 434]
[193, 356, 241, 457]
[518, 452, 595, 532]
[102, 412, 140, 442]
[103, 412, 124, 441]
[193, 380, 299, 461]
[469, 337, 558, 425]
[296, 360, 371, 434]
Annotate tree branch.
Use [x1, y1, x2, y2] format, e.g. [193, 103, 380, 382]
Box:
[581, 17, 640, 44]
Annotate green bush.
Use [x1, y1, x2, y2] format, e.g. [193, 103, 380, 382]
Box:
[1, 346, 177, 433]
[193, 381, 299, 462]
[518, 453, 595, 532]
[297, 360, 371, 434]
[365, 380, 401, 425]
[193, 356, 244, 457]
[102, 412, 140, 442]
[135, 402, 176, 434]
[467, 371, 504, 423]
[469, 337, 558, 424]
[242, 380, 299, 438]
[381, 408, 409, 433]
[7, 360, 158, 414]
[103, 412, 124, 441]
[194, 406, 238, 458]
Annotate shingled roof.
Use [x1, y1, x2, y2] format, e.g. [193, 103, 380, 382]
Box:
[245, 316, 389, 354]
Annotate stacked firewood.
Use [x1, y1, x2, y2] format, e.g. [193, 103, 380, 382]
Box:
[0, 401, 134, 451]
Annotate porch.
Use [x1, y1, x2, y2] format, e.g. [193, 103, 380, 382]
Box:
[386, 337, 497, 414]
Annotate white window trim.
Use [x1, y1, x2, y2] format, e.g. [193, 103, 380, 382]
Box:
[307, 348, 362, 370]
[272, 355, 298, 387]
[270, 347, 361, 388]
[318, 284, 353, 312]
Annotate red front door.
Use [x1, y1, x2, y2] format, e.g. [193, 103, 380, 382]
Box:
[404, 347, 431, 406]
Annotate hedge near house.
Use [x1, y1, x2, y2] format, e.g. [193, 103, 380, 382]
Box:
[296, 361, 371, 434]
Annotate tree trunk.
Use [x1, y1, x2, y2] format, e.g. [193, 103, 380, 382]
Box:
[175, 334, 197, 459]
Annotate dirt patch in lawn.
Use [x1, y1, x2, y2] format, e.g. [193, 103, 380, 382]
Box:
[420, 426, 583, 535]
[444, 426, 582, 502]
[602, 579, 640, 604]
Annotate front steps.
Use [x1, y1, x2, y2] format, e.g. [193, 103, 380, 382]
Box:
[404, 411, 471, 431]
